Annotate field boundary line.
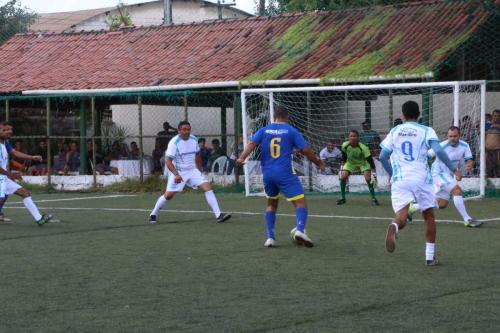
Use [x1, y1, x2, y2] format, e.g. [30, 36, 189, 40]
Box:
[4, 206, 499, 224]
[6, 194, 137, 204]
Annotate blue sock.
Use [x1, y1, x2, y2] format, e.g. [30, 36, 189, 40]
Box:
[296, 207, 308, 232]
[265, 211, 276, 239]
[0, 195, 8, 214]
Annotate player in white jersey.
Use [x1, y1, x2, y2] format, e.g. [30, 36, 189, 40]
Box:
[0, 122, 53, 226]
[148, 121, 231, 223]
[410, 126, 482, 227]
[379, 101, 460, 266]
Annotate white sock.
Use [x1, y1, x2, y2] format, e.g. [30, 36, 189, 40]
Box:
[425, 242, 435, 261]
[23, 197, 42, 221]
[391, 222, 399, 233]
[204, 190, 221, 218]
[151, 196, 168, 216]
[452, 195, 471, 222]
[413, 203, 421, 212]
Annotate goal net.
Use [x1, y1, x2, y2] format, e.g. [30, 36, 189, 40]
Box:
[241, 81, 486, 199]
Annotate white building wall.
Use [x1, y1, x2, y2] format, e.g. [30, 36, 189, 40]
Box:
[76, 1, 248, 30]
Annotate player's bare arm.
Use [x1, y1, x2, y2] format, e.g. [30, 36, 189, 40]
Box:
[301, 147, 325, 172]
[166, 157, 182, 183]
[195, 153, 203, 172]
[0, 166, 22, 181]
[236, 141, 257, 166]
[10, 149, 42, 162]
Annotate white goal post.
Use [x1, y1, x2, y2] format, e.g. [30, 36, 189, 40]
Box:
[241, 81, 486, 199]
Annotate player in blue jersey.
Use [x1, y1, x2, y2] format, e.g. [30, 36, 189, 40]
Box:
[237, 105, 325, 248]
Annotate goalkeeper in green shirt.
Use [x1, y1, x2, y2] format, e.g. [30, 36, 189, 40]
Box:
[337, 130, 380, 206]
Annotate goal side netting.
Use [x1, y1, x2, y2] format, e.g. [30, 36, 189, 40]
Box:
[241, 81, 486, 199]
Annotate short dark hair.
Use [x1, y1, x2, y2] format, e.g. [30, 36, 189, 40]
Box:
[198, 138, 206, 144]
[402, 101, 420, 120]
[448, 126, 460, 133]
[212, 139, 220, 145]
[493, 109, 500, 115]
[273, 105, 288, 119]
[349, 129, 359, 136]
[177, 120, 190, 129]
[0, 121, 13, 127]
[393, 118, 403, 126]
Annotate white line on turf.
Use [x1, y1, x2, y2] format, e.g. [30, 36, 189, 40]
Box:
[4, 206, 499, 224]
[7, 194, 137, 204]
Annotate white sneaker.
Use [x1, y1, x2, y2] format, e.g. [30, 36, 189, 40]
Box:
[264, 238, 275, 247]
[293, 230, 314, 248]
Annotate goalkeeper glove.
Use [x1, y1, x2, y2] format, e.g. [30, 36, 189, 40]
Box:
[370, 173, 377, 186]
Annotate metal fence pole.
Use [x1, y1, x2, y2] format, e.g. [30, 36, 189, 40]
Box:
[184, 92, 188, 121]
[91, 97, 97, 187]
[46, 98, 52, 187]
[138, 96, 144, 183]
[5, 99, 9, 121]
[79, 101, 88, 175]
[233, 94, 240, 185]
[221, 106, 227, 153]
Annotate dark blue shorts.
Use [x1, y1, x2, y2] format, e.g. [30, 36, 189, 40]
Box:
[263, 173, 304, 201]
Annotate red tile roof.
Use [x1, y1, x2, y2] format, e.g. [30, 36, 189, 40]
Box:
[0, 0, 496, 94]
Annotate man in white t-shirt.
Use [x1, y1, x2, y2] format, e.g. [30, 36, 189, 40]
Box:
[148, 121, 231, 223]
[410, 126, 482, 228]
[379, 101, 460, 266]
[319, 140, 342, 175]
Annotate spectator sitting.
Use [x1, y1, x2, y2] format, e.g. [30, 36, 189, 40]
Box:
[393, 118, 403, 127]
[156, 121, 177, 151]
[28, 140, 48, 176]
[360, 121, 380, 149]
[319, 139, 342, 175]
[227, 136, 243, 175]
[10, 140, 28, 174]
[486, 113, 493, 130]
[87, 140, 117, 175]
[208, 138, 226, 172]
[486, 109, 500, 177]
[128, 141, 141, 160]
[371, 136, 382, 159]
[105, 141, 127, 163]
[53, 141, 69, 174]
[63, 141, 80, 175]
[198, 138, 212, 173]
[152, 139, 164, 173]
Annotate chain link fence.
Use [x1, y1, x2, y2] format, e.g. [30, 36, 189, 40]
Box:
[0, 90, 243, 189]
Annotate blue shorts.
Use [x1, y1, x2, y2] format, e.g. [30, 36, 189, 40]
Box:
[263, 173, 304, 201]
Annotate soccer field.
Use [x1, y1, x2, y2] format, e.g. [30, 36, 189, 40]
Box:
[1, 192, 499, 332]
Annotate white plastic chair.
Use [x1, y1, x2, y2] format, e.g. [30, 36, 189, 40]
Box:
[210, 156, 228, 174]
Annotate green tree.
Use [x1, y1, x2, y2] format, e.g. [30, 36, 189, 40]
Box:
[106, 1, 134, 29]
[0, 0, 37, 44]
[261, 0, 410, 15]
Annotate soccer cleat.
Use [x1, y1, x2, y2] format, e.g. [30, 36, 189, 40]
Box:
[216, 213, 231, 223]
[0, 212, 11, 223]
[464, 219, 483, 228]
[293, 230, 314, 248]
[407, 202, 415, 223]
[336, 198, 346, 205]
[426, 257, 439, 266]
[264, 238, 275, 248]
[385, 223, 397, 253]
[371, 198, 380, 206]
[36, 214, 52, 226]
[149, 215, 157, 224]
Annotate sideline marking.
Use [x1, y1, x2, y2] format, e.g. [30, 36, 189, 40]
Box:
[4, 206, 499, 224]
[7, 194, 137, 204]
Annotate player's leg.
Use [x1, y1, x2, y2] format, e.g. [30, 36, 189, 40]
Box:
[337, 165, 351, 205]
[149, 173, 184, 223]
[363, 167, 379, 205]
[0, 195, 10, 222]
[264, 197, 279, 247]
[185, 168, 231, 223]
[450, 185, 482, 227]
[422, 208, 438, 266]
[12, 184, 51, 226]
[385, 182, 412, 253]
[281, 176, 313, 247]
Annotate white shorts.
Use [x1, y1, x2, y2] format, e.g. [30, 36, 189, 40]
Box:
[434, 173, 457, 201]
[166, 169, 208, 192]
[391, 181, 436, 213]
[0, 177, 22, 197]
